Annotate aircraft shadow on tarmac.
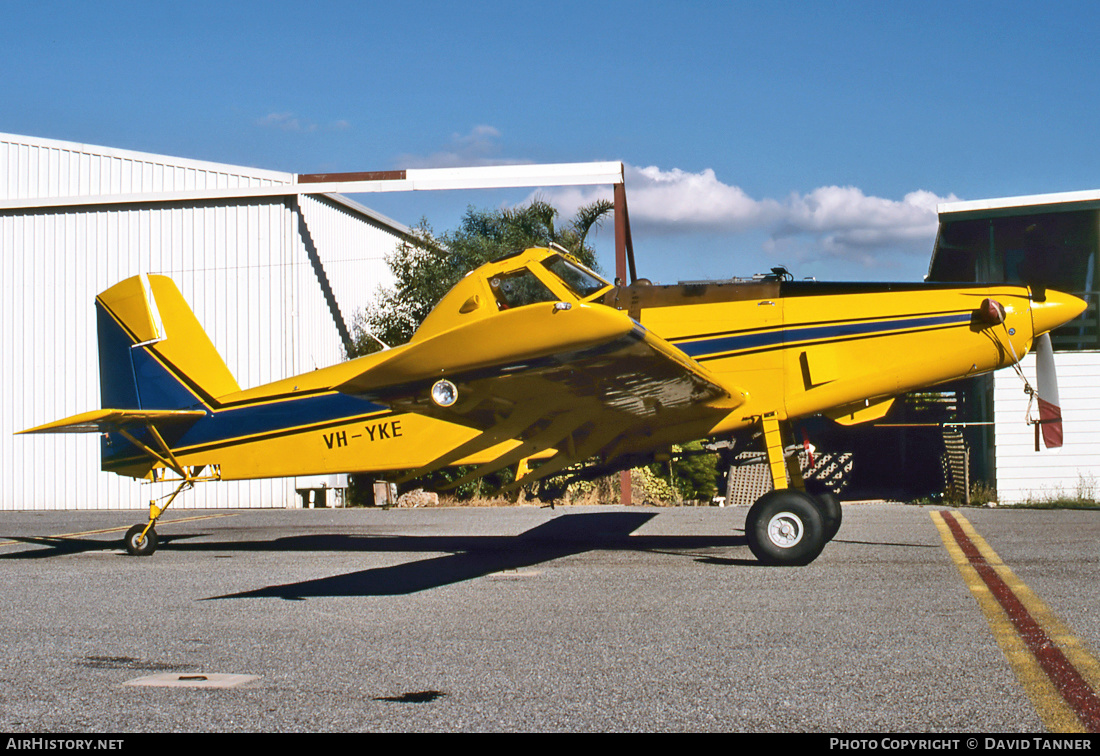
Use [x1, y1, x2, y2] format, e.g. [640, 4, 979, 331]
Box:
[1, 511, 766, 597]
[207, 511, 762, 600]
[1, 510, 945, 601]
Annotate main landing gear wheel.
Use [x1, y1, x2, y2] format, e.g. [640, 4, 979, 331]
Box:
[815, 492, 842, 542]
[124, 524, 158, 556]
[745, 489, 827, 566]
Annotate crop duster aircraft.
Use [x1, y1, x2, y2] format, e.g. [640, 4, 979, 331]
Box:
[20, 246, 1085, 564]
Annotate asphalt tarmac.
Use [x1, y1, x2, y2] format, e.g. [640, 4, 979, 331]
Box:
[1, 502, 1098, 733]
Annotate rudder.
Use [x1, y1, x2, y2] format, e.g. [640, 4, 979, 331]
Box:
[96, 275, 240, 411]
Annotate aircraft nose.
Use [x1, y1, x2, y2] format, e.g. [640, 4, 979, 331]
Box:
[1031, 288, 1088, 337]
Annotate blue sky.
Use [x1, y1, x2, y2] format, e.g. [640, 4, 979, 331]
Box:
[5, 0, 1100, 284]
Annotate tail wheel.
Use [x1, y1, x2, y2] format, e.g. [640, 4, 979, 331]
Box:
[124, 524, 158, 556]
[745, 489, 826, 566]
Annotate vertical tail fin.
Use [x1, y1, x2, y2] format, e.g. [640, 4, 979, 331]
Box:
[96, 275, 240, 410]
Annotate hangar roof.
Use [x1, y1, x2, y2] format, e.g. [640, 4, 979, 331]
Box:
[939, 188, 1100, 220]
[0, 131, 411, 237]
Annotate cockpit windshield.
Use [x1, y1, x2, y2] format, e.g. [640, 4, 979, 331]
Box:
[541, 255, 610, 298]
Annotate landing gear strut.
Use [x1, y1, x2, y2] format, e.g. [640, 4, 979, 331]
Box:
[743, 413, 840, 566]
[113, 422, 217, 557]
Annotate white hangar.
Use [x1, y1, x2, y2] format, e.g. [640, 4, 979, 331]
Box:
[928, 190, 1100, 504]
[1, 132, 411, 510]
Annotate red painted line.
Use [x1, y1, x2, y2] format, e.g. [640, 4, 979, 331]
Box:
[941, 511, 1100, 732]
[297, 170, 407, 184]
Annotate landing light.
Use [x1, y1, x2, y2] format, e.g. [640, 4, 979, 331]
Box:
[431, 379, 458, 407]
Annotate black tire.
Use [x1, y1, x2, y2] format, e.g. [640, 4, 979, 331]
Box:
[815, 492, 843, 542]
[745, 489, 827, 566]
[124, 524, 158, 556]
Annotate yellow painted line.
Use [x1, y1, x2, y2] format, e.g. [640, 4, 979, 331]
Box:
[932, 510, 1100, 732]
[0, 512, 239, 547]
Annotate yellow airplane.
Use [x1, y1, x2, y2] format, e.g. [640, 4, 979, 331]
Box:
[19, 246, 1085, 565]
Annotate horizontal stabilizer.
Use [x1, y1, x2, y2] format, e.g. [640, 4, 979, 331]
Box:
[18, 409, 206, 435]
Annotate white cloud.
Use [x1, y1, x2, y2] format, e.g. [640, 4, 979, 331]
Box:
[537, 164, 957, 266]
[256, 113, 351, 133]
[626, 165, 784, 230]
[394, 125, 526, 168]
[257, 112, 318, 132]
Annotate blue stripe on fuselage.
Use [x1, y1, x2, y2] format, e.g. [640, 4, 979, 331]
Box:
[102, 390, 389, 468]
[176, 392, 389, 449]
[674, 313, 970, 359]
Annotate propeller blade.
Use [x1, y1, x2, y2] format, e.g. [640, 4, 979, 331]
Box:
[1035, 332, 1063, 449]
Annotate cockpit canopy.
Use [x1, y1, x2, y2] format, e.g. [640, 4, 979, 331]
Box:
[411, 248, 613, 343]
[488, 253, 609, 309]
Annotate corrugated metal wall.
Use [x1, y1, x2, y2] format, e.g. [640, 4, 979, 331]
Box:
[1, 133, 401, 510]
[299, 194, 400, 343]
[1, 135, 287, 199]
[994, 351, 1100, 503]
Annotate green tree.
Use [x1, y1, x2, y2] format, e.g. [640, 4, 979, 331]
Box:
[350, 197, 613, 356]
[652, 441, 719, 501]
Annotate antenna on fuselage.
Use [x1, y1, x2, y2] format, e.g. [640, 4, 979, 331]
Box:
[360, 329, 391, 352]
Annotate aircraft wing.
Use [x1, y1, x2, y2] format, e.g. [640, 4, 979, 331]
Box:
[337, 301, 746, 489]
